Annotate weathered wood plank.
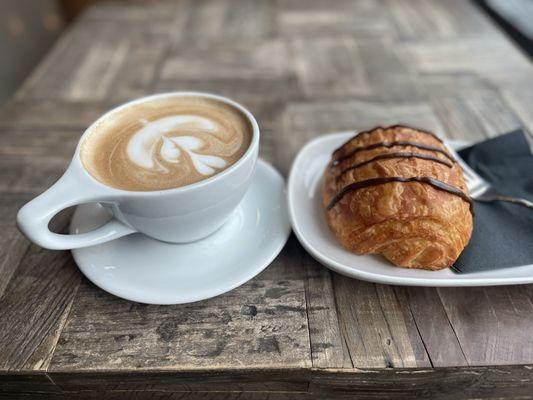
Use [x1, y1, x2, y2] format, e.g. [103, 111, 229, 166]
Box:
[62, 18, 172, 103]
[0, 194, 33, 298]
[404, 36, 533, 87]
[386, 0, 496, 39]
[15, 14, 174, 102]
[0, 372, 59, 397]
[356, 39, 423, 101]
[291, 36, 369, 98]
[332, 277, 431, 368]
[277, 0, 392, 37]
[6, 366, 533, 399]
[23, 391, 308, 400]
[175, 0, 275, 43]
[437, 286, 533, 366]
[106, 39, 169, 103]
[304, 255, 352, 368]
[427, 84, 523, 140]
[0, 245, 81, 371]
[49, 369, 310, 394]
[395, 287, 468, 367]
[0, 100, 111, 129]
[0, 128, 79, 161]
[50, 273, 311, 371]
[0, 191, 79, 372]
[160, 41, 289, 82]
[0, 159, 67, 195]
[291, 37, 421, 101]
[48, 365, 533, 398]
[63, 40, 129, 102]
[502, 85, 533, 137]
[308, 365, 533, 399]
[156, 40, 299, 103]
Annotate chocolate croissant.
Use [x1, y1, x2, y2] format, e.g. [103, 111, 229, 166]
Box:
[322, 125, 473, 270]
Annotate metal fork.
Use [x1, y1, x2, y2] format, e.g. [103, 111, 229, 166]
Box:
[452, 147, 533, 210]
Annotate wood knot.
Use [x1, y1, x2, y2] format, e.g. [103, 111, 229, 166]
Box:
[240, 305, 258, 317]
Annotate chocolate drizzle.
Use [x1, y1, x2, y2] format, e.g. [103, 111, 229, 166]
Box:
[326, 176, 473, 212]
[336, 152, 453, 181]
[332, 140, 455, 165]
[333, 125, 444, 156]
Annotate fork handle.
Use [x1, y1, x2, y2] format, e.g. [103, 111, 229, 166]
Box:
[475, 195, 533, 210]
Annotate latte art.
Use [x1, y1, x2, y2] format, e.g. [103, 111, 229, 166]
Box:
[127, 115, 227, 175]
[159, 135, 226, 175]
[81, 96, 252, 191]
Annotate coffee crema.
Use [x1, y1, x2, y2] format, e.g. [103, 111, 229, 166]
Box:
[81, 96, 253, 191]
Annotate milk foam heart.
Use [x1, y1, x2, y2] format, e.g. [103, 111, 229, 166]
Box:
[81, 96, 252, 191]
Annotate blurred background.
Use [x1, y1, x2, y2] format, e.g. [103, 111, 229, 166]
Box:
[1, 0, 532, 107]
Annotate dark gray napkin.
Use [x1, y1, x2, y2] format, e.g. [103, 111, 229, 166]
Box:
[452, 130, 533, 273]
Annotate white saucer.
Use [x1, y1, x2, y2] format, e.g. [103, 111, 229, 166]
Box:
[288, 131, 533, 287]
[70, 159, 290, 304]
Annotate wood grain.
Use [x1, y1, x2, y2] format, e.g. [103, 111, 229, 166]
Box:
[0, 100, 111, 130]
[0, 194, 33, 298]
[308, 365, 533, 399]
[156, 40, 299, 103]
[50, 274, 311, 371]
[395, 287, 468, 367]
[305, 259, 352, 369]
[0, 245, 80, 371]
[424, 80, 523, 140]
[404, 36, 533, 86]
[438, 286, 533, 365]
[49, 369, 310, 394]
[173, 0, 275, 43]
[502, 84, 533, 136]
[0, 127, 80, 194]
[277, 0, 392, 37]
[386, 0, 496, 39]
[0, 373, 59, 398]
[2, 0, 533, 398]
[15, 11, 175, 102]
[291, 36, 369, 98]
[332, 277, 431, 368]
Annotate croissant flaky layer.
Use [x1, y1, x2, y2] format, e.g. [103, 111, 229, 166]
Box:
[322, 125, 473, 270]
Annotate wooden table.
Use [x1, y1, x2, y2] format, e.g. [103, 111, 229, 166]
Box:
[1, 1, 533, 398]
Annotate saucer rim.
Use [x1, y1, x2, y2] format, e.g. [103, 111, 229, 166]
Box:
[71, 159, 291, 304]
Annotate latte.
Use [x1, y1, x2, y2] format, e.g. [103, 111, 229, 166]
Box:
[81, 95, 253, 191]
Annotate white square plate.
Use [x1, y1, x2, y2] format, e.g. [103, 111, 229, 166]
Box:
[288, 131, 533, 286]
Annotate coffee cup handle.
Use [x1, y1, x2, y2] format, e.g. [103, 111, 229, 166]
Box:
[17, 170, 136, 250]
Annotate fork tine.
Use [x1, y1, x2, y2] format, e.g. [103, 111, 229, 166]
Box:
[446, 144, 489, 195]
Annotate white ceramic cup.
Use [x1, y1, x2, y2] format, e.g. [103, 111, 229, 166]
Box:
[17, 92, 260, 250]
